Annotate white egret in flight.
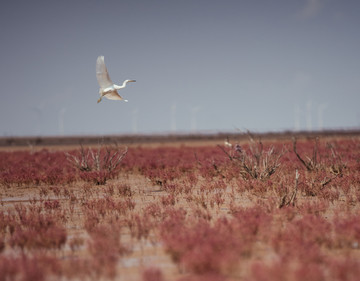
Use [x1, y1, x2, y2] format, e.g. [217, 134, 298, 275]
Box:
[96, 56, 136, 103]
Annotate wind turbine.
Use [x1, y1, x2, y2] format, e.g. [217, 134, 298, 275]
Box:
[29, 105, 44, 135]
[294, 105, 301, 131]
[191, 106, 201, 133]
[58, 107, 67, 136]
[306, 100, 312, 131]
[171, 103, 177, 132]
[317, 103, 327, 131]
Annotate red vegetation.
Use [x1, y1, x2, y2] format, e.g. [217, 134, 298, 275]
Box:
[142, 267, 165, 281]
[4, 204, 67, 251]
[0, 136, 359, 280]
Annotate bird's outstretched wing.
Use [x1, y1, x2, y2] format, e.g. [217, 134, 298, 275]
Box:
[96, 56, 114, 89]
[104, 90, 124, 100]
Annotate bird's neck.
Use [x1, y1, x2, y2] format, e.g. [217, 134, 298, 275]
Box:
[114, 80, 129, 89]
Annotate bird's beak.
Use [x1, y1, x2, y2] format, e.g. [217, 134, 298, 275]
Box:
[129, 80, 136, 82]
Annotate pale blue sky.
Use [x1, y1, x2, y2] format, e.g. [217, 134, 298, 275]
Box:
[1, 0, 359, 136]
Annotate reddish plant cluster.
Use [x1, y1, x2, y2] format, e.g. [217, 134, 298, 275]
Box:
[249, 254, 360, 281]
[0, 146, 128, 186]
[44, 200, 60, 210]
[1, 204, 66, 251]
[88, 223, 128, 279]
[0, 149, 77, 186]
[122, 146, 227, 186]
[0, 136, 359, 281]
[83, 197, 135, 222]
[0, 254, 61, 281]
[160, 206, 269, 276]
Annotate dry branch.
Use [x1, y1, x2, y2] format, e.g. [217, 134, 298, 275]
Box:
[292, 137, 317, 171]
[279, 169, 299, 208]
[219, 134, 285, 181]
[66, 144, 128, 174]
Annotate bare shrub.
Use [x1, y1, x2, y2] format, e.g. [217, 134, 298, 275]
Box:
[293, 137, 320, 172]
[278, 169, 299, 209]
[66, 144, 127, 173]
[66, 144, 127, 184]
[293, 138, 347, 195]
[293, 137, 346, 175]
[219, 133, 285, 181]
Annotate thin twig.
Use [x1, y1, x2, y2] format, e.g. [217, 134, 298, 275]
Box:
[279, 169, 299, 208]
[292, 137, 312, 171]
[217, 145, 233, 161]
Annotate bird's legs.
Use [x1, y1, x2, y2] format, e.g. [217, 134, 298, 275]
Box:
[97, 91, 104, 103]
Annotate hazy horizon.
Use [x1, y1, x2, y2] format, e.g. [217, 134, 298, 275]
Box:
[1, 0, 360, 137]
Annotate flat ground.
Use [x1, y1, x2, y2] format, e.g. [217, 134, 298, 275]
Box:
[1, 132, 360, 281]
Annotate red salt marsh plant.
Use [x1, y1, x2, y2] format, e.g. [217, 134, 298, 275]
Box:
[0, 235, 4, 253]
[6, 204, 67, 251]
[83, 197, 135, 222]
[142, 267, 165, 281]
[127, 212, 157, 242]
[164, 218, 243, 274]
[0, 149, 78, 186]
[177, 273, 228, 281]
[0, 136, 358, 281]
[116, 183, 133, 197]
[122, 145, 226, 184]
[160, 206, 269, 275]
[88, 223, 128, 279]
[249, 254, 360, 281]
[249, 260, 326, 281]
[296, 199, 329, 216]
[0, 254, 62, 281]
[44, 200, 60, 210]
[161, 194, 176, 206]
[332, 212, 360, 249]
[271, 214, 331, 262]
[230, 206, 271, 255]
[329, 257, 360, 281]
